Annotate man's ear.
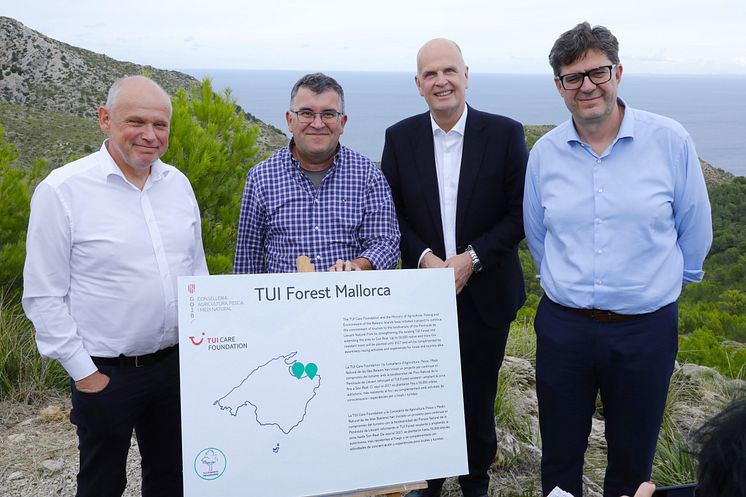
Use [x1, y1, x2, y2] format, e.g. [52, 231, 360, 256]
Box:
[98, 106, 110, 133]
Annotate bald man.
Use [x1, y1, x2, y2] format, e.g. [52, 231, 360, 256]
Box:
[23, 75, 208, 497]
[381, 39, 528, 497]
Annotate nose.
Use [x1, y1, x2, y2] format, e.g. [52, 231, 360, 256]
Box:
[141, 123, 157, 140]
[579, 74, 598, 92]
[309, 113, 326, 127]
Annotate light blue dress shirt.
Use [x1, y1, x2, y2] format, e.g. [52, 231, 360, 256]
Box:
[523, 100, 712, 314]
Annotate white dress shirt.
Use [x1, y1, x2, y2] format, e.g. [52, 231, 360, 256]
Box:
[22, 142, 208, 381]
[419, 106, 468, 265]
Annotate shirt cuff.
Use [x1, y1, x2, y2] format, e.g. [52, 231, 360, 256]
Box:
[418, 248, 433, 268]
[682, 268, 705, 285]
[62, 350, 99, 382]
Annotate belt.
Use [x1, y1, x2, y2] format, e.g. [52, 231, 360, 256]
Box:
[91, 344, 178, 368]
[562, 306, 646, 323]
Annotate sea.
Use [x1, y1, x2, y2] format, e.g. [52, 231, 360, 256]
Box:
[184, 70, 746, 177]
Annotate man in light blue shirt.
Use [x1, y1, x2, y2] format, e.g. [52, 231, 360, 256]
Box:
[523, 22, 712, 497]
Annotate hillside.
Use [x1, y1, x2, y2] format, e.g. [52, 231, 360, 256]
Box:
[0, 102, 102, 170]
[0, 16, 287, 164]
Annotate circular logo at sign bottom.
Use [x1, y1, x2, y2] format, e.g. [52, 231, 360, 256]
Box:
[194, 447, 227, 480]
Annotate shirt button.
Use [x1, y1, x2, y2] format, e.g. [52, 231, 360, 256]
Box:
[316, 255, 321, 260]
[597, 188, 604, 193]
[314, 226, 320, 231]
[596, 280, 603, 285]
[596, 249, 603, 254]
[596, 218, 602, 224]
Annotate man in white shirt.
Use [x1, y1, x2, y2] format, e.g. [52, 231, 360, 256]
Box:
[381, 39, 528, 497]
[22, 75, 208, 497]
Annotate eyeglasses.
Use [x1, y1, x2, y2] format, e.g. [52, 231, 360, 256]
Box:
[290, 109, 343, 124]
[556, 65, 616, 90]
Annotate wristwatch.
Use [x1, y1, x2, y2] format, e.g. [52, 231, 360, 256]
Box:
[466, 244, 483, 273]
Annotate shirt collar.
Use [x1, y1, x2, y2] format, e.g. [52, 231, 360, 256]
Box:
[615, 98, 634, 140]
[100, 140, 168, 186]
[430, 105, 468, 137]
[565, 98, 632, 144]
[287, 138, 342, 170]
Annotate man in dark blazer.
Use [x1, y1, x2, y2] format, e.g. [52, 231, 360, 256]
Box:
[381, 38, 528, 497]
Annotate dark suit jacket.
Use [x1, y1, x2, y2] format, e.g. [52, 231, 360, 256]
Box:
[381, 106, 528, 327]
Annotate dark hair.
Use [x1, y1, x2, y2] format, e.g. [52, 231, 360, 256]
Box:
[693, 393, 746, 497]
[549, 22, 620, 76]
[289, 73, 345, 113]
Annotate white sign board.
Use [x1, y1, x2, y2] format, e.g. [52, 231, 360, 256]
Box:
[178, 269, 467, 497]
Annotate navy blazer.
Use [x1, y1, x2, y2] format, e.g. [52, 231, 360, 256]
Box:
[381, 105, 528, 327]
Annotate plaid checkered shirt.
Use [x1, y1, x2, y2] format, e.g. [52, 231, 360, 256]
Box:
[234, 143, 400, 273]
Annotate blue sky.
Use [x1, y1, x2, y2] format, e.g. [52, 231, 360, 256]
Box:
[5, 0, 746, 74]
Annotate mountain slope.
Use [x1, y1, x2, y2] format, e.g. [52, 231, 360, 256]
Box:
[0, 16, 287, 164]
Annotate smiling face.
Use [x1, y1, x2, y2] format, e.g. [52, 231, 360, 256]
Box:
[98, 77, 171, 178]
[286, 87, 347, 169]
[556, 48, 623, 129]
[415, 39, 469, 131]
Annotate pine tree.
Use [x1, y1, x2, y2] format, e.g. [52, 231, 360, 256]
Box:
[163, 79, 260, 274]
[0, 127, 42, 291]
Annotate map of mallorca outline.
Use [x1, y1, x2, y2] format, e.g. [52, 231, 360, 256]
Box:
[213, 352, 321, 434]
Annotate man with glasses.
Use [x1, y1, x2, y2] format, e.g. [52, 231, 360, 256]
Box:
[523, 22, 712, 497]
[234, 72, 399, 273]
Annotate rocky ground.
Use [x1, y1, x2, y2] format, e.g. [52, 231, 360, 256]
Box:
[0, 395, 142, 497]
[1, 359, 739, 497]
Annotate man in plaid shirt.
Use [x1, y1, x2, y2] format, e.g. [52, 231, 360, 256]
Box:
[234, 73, 400, 274]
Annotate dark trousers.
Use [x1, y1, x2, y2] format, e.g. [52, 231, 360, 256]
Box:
[70, 348, 183, 497]
[426, 294, 510, 497]
[535, 296, 678, 497]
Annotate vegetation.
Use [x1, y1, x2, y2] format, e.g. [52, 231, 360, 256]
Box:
[162, 79, 260, 274]
[0, 102, 103, 171]
[676, 177, 746, 378]
[0, 128, 42, 291]
[0, 292, 67, 401]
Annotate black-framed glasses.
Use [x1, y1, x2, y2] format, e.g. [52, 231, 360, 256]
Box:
[556, 65, 616, 90]
[290, 109, 343, 124]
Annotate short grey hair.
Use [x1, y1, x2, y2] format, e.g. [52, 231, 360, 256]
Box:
[105, 75, 172, 116]
[549, 22, 620, 77]
[289, 73, 345, 113]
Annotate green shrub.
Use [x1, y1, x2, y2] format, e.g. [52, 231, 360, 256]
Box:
[0, 292, 68, 401]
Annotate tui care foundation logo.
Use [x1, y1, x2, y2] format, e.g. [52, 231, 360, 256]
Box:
[194, 447, 226, 480]
[187, 331, 249, 351]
